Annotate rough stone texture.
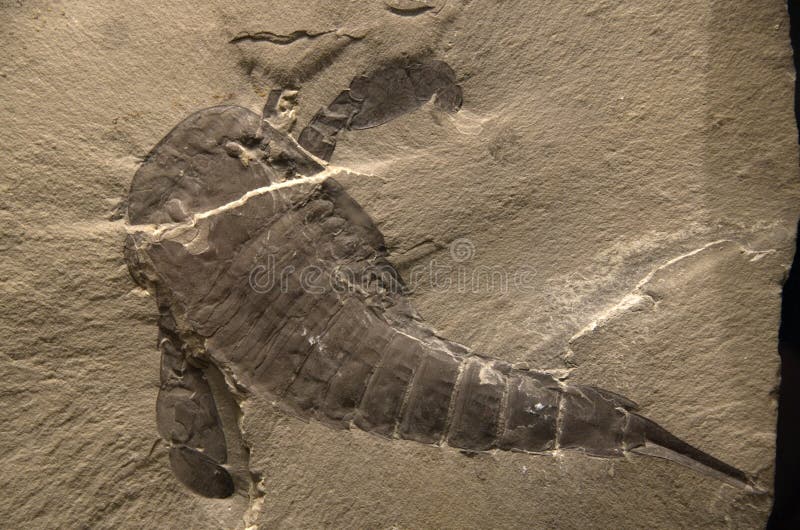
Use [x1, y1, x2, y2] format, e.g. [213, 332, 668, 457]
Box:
[1, 1, 797, 529]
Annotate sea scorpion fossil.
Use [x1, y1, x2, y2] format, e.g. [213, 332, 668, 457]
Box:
[124, 60, 757, 498]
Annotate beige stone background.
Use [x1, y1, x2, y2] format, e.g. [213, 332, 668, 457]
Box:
[1, 0, 799, 528]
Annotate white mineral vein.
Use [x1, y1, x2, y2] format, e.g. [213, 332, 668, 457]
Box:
[124, 167, 351, 238]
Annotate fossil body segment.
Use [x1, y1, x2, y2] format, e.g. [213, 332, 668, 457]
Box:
[124, 62, 754, 499]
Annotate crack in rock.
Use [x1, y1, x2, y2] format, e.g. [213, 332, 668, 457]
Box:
[567, 239, 778, 346]
[126, 171, 339, 239]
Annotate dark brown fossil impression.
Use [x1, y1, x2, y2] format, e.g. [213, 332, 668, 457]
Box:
[124, 60, 757, 499]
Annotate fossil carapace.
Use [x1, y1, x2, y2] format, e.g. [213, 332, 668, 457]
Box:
[124, 60, 757, 499]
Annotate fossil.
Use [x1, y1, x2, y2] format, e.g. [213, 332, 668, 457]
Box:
[124, 60, 758, 499]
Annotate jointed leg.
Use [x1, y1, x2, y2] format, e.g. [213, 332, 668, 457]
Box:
[298, 60, 463, 160]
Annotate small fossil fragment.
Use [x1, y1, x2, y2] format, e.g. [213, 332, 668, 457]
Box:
[229, 29, 334, 45]
[124, 60, 758, 499]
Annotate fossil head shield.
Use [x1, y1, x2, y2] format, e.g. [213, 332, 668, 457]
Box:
[123, 60, 760, 499]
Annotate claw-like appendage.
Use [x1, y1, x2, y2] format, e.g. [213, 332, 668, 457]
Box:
[298, 60, 462, 160]
[154, 316, 234, 498]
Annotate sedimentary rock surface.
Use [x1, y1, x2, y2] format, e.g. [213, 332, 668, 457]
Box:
[2, 1, 798, 528]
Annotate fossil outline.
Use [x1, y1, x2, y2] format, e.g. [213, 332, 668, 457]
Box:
[124, 59, 759, 499]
